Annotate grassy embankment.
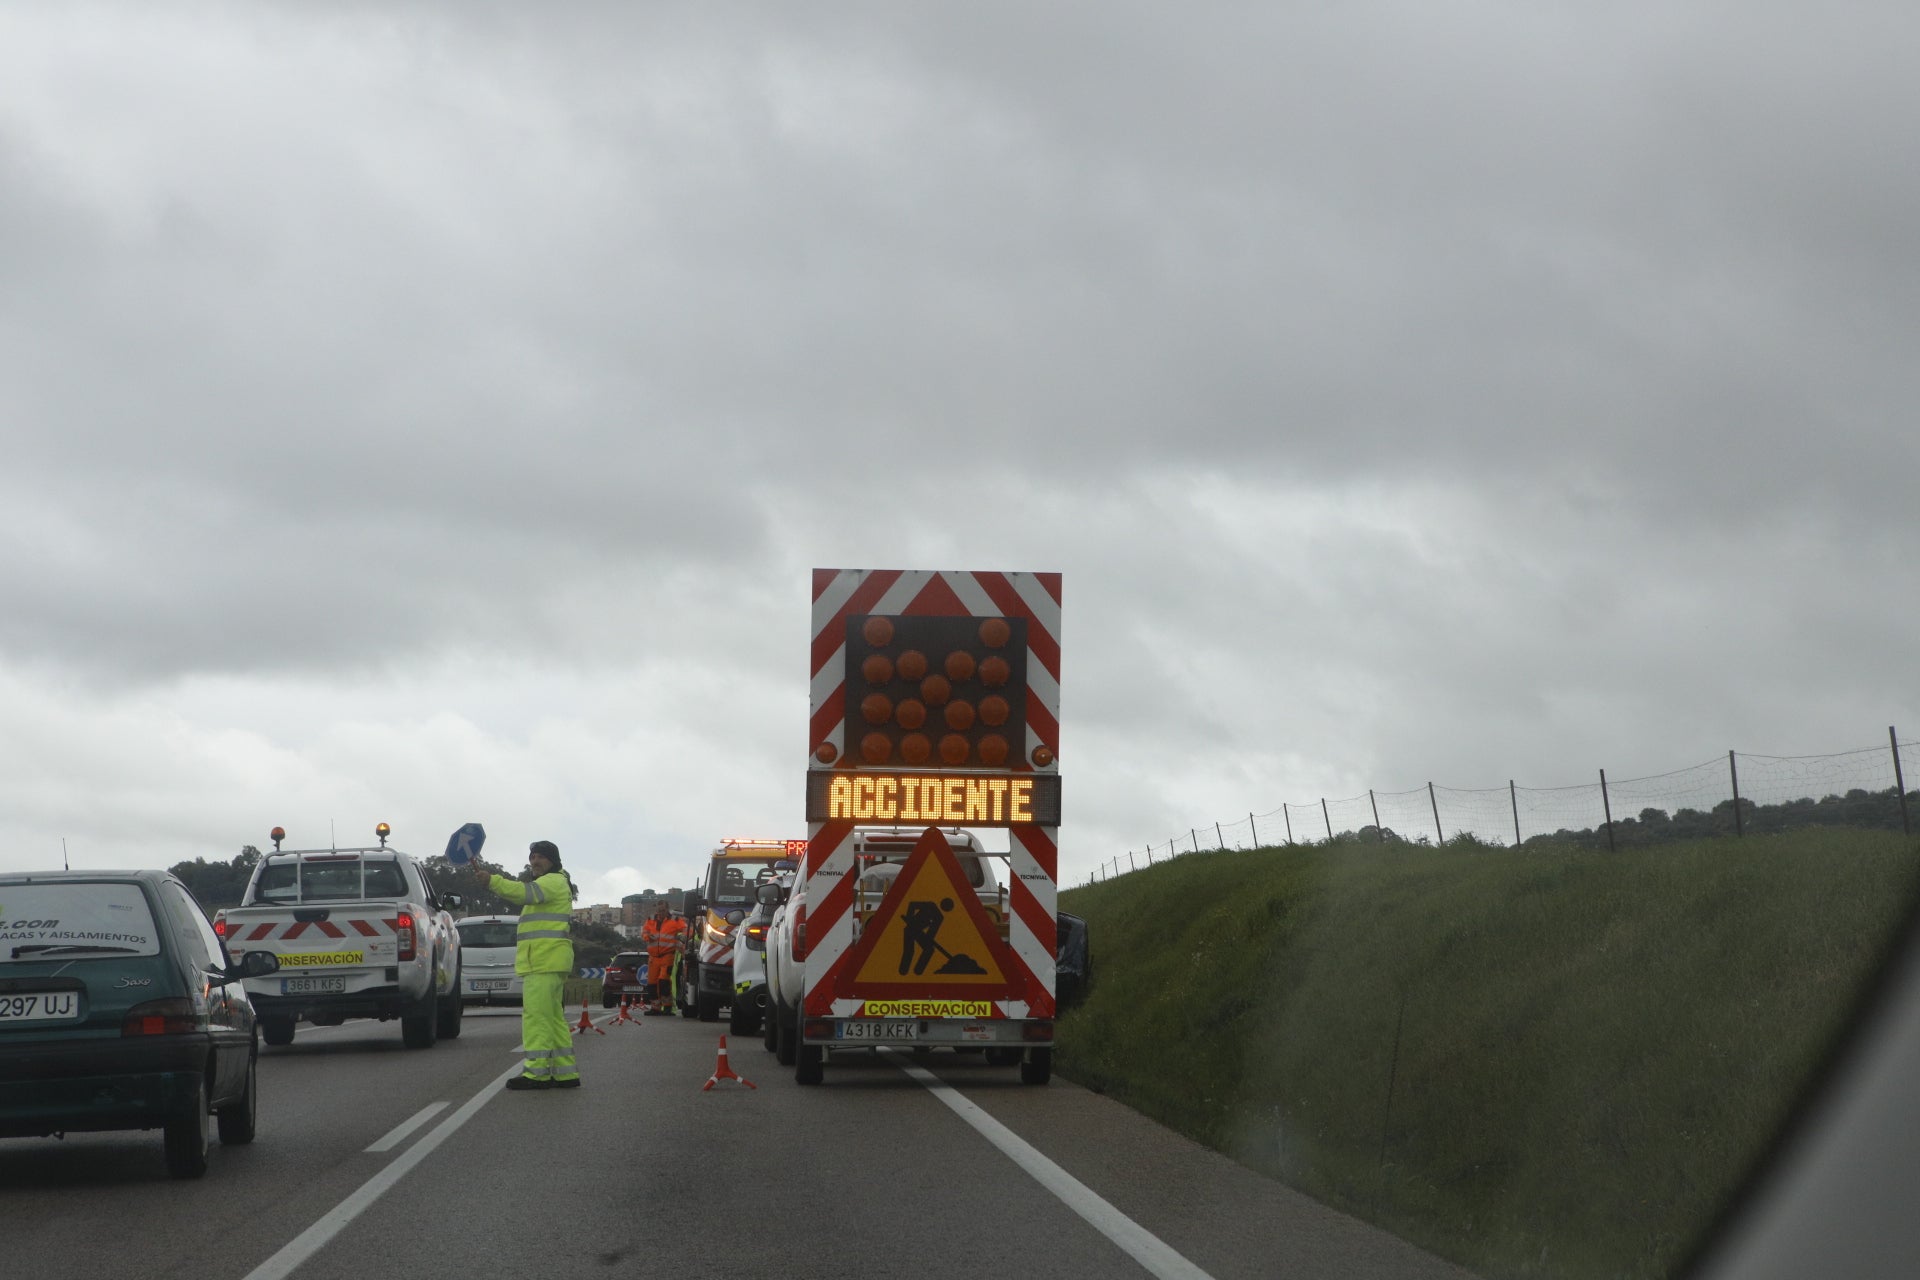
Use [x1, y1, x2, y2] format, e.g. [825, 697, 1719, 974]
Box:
[1055, 830, 1920, 1280]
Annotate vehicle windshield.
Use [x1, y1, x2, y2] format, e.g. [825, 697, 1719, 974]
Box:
[457, 921, 517, 949]
[0, 882, 163, 963]
[610, 952, 645, 969]
[705, 858, 786, 909]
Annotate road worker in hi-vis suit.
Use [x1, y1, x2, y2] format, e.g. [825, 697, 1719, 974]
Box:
[473, 840, 578, 1090]
[639, 900, 686, 1014]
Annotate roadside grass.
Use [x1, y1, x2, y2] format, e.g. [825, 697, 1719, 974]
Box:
[1056, 830, 1920, 1279]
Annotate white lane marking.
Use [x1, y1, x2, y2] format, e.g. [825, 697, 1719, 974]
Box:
[240, 1062, 522, 1280]
[897, 1060, 1217, 1280]
[363, 1102, 448, 1153]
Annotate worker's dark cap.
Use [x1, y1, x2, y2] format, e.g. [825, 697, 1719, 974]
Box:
[528, 840, 561, 866]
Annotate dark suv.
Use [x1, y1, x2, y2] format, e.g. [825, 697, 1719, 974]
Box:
[0, 868, 280, 1178]
[602, 951, 647, 1009]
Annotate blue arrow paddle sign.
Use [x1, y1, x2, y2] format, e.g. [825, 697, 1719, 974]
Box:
[445, 823, 486, 866]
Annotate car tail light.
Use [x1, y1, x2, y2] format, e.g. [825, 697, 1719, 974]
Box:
[122, 998, 199, 1037]
[746, 923, 768, 942]
[395, 911, 417, 961]
[213, 911, 228, 939]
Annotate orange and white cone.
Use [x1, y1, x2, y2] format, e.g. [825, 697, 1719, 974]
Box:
[609, 996, 639, 1027]
[702, 1035, 756, 1091]
[573, 999, 605, 1036]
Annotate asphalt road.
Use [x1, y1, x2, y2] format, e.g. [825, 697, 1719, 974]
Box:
[0, 1007, 1473, 1280]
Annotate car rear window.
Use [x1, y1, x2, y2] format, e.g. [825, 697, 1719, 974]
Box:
[1, 882, 163, 963]
[457, 921, 517, 949]
[611, 952, 645, 968]
[250, 857, 409, 903]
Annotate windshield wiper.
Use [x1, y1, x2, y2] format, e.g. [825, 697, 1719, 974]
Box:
[10, 944, 143, 959]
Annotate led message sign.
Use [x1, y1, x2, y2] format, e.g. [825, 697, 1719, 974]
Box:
[805, 771, 1062, 827]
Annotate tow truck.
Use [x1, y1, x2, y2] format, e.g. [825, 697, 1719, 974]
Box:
[675, 838, 806, 1024]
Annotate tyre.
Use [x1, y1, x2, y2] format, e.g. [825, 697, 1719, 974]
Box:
[216, 1050, 258, 1146]
[1019, 1048, 1052, 1086]
[761, 1004, 779, 1054]
[401, 988, 439, 1049]
[436, 985, 464, 1040]
[730, 999, 759, 1037]
[696, 991, 721, 1023]
[259, 1017, 295, 1047]
[164, 1075, 210, 1179]
[602, 993, 616, 1009]
[774, 1009, 797, 1066]
[795, 1039, 823, 1085]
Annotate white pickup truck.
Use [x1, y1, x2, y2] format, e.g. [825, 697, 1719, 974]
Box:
[215, 829, 463, 1049]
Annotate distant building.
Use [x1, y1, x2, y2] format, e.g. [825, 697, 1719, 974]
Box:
[621, 888, 682, 923]
[572, 903, 620, 927]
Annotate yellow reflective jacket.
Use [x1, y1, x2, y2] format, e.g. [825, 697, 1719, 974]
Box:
[487, 870, 576, 975]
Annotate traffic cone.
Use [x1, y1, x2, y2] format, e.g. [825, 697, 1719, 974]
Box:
[702, 1035, 756, 1091]
[609, 996, 639, 1027]
[573, 999, 605, 1036]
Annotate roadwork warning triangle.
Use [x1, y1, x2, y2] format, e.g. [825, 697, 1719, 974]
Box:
[840, 826, 1024, 1001]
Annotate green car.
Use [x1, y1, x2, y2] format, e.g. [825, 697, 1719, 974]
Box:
[0, 869, 279, 1178]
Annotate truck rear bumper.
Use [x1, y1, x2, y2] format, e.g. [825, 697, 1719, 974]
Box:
[249, 985, 417, 1023]
[801, 1018, 1053, 1047]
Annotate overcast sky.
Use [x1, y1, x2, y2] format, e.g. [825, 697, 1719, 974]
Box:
[3, 2, 1914, 902]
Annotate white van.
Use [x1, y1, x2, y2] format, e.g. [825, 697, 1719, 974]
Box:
[456, 915, 523, 1006]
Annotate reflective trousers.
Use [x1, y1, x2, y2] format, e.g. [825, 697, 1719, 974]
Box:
[519, 972, 578, 1082]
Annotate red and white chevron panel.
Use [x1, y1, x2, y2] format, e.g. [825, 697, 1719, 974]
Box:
[805, 568, 1060, 1020]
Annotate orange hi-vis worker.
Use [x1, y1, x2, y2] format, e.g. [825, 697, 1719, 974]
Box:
[639, 902, 686, 1014]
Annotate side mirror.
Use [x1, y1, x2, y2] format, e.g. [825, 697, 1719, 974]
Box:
[725, 908, 746, 927]
[444, 894, 464, 909]
[756, 883, 782, 905]
[230, 951, 281, 979]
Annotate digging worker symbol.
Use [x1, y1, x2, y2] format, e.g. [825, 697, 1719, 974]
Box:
[898, 897, 988, 976]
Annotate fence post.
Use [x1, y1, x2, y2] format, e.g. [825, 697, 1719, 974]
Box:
[1510, 780, 1521, 848]
[1369, 789, 1381, 833]
[1729, 750, 1744, 837]
[1250, 812, 1259, 848]
[1428, 782, 1443, 846]
[1146, 845, 1155, 865]
[1283, 805, 1294, 845]
[1168, 839, 1177, 862]
[1893, 726, 1910, 837]
[1191, 829, 1200, 854]
[1600, 768, 1615, 852]
[1128, 850, 1136, 871]
[1322, 798, 1333, 842]
[1216, 821, 1224, 850]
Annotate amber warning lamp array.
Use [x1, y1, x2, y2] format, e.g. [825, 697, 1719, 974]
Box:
[835, 613, 1033, 770]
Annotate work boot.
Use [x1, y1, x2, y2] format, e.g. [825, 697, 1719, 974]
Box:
[505, 1075, 552, 1091]
[553, 1077, 582, 1089]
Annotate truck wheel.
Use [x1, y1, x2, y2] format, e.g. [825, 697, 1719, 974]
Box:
[696, 991, 721, 1023]
[761, 1005, 779, 1054]
[771, 1013, 794, 1066]
[163, 1075, 211, 1179]
[795, 1040, 823, 1086]
[1019, 1048, 1052, 1086]
[402, 989, 439, 1049]
[259, 1017, 295, 1047]
[729, 999, 759, 1036]
[215, 1050, 258, 1146]
[436, 986, 464, 1040]
[602, 992, 616, 1009]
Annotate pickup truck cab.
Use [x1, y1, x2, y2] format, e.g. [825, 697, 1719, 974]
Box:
[216, 827, 463, 1050]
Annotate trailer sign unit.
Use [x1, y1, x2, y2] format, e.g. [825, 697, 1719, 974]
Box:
[800, 568, 1062, 1084]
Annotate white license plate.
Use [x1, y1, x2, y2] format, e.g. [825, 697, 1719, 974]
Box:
[0, 992, 81, 1023]
[282, 976, 346, 995]
[838, 1020, 918, 1041]
[470, 979, 509, 991]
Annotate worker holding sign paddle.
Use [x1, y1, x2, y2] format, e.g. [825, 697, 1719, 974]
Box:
[471, 839, 580, 1090]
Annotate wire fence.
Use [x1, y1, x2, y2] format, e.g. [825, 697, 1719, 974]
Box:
[1091, 726, 1917, 884]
